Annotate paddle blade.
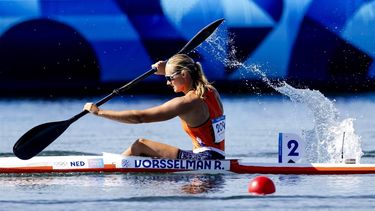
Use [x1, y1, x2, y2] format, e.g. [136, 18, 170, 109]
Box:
[178, 18, 225, 54]
[13, 120, 71, 160]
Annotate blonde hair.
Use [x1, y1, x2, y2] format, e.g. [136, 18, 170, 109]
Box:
[167, 54, 213, 99]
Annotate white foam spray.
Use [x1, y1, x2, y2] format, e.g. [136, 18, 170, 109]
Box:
[201, 26, 363, 163]
[275, 83, 363, 163]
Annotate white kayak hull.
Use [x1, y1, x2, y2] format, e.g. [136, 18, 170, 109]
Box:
[1, 153, 375, 175]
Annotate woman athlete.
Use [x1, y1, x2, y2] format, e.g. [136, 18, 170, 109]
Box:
[84, 54, 225, 160]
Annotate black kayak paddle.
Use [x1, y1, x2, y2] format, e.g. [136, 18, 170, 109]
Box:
[13, 18, 225, 160]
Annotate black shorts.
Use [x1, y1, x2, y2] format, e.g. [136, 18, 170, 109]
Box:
[177, 149, 225, 160]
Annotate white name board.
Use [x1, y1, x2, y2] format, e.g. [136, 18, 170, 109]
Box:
[278, 133, 304, 163]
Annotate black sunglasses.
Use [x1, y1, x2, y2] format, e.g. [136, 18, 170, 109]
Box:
[165, 71, 181, 82]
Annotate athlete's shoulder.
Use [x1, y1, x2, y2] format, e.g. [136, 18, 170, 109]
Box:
[166, 94, 199, 110]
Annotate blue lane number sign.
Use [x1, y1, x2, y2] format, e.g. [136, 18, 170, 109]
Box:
[278, 133, 304, 163]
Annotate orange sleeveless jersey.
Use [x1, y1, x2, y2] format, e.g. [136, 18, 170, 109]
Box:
[181, 88, 225, 152]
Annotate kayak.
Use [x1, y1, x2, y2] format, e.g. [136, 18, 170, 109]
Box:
[1, 152, 375, 174]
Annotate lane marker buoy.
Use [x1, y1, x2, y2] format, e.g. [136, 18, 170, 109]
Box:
[248, 176, 276, 195]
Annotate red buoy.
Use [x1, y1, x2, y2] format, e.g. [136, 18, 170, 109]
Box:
[248, 176, 276, 195]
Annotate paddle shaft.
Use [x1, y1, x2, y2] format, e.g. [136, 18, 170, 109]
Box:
[70, 68, 156, 123]
[70, 18, 225, 123]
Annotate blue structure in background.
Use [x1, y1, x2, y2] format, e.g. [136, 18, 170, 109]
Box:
[0, 0, 374, 95]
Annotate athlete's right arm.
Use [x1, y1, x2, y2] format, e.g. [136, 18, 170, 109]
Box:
[84, 96, 194, 124]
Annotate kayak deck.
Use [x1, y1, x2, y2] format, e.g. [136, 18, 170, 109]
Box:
[1, 153, 375, 174]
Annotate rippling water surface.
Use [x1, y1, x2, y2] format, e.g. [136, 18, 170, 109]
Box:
[1, 93, 375, 210]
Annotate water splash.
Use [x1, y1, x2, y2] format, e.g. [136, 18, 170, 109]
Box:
[201, 28, 363, 163]
[200, 27, 275, 92]
[275, 83, 363, 163]
[201, 27, 241, 69]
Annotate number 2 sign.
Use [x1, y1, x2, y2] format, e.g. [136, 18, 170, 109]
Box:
[278, 133, 305, 163]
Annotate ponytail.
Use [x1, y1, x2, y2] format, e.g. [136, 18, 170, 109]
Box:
[193, 62, 213, 99]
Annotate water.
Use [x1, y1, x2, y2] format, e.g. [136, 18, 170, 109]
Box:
[1, 94, 375, 210]
[1, 22, 374, 210]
